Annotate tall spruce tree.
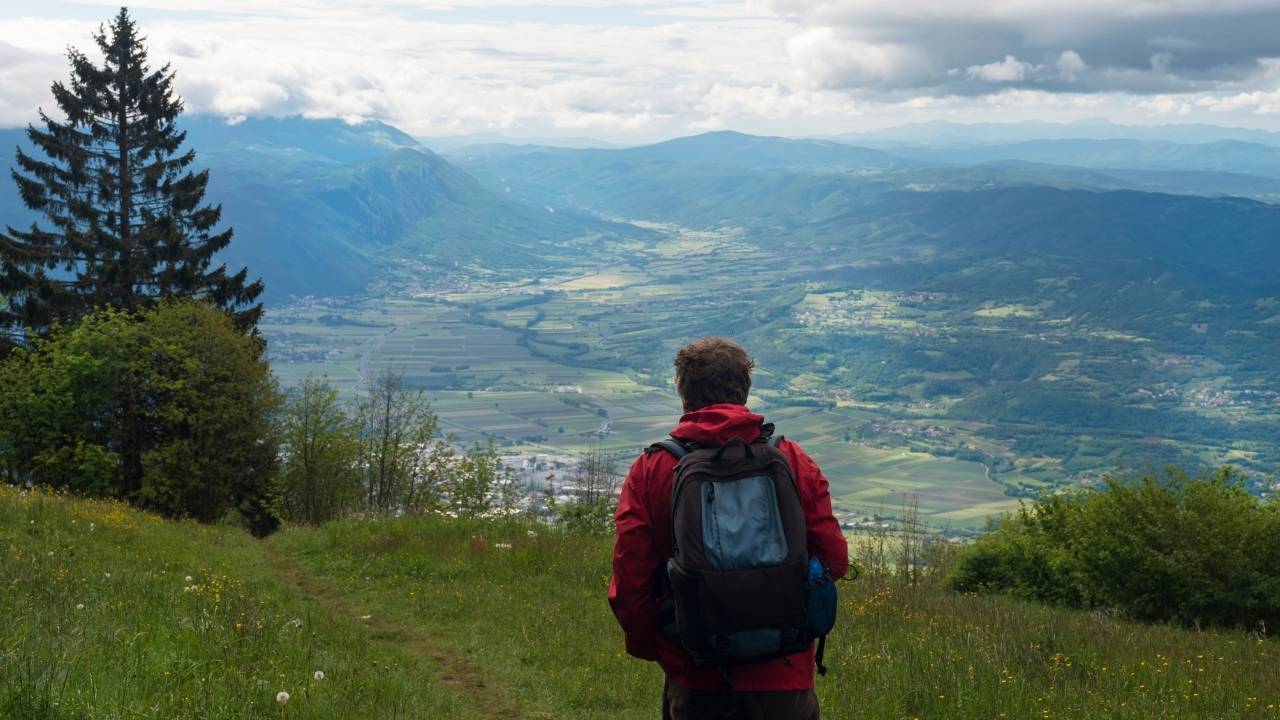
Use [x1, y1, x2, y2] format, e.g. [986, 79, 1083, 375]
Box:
[0, 7, 262, 341]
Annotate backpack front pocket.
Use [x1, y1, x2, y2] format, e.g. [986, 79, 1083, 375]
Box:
[701, 475, 788, 571]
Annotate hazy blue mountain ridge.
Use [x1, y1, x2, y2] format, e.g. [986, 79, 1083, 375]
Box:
[1, 118, 623, 301]
[837, 119, 1280, 147]
[881, 139, 1280, 178]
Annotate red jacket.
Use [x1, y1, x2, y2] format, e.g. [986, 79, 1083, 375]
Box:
[607, 403, 849, 691]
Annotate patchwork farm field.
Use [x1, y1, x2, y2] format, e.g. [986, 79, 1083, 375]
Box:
[263, 279, 1020, 530]
[264, 218, 1280, 531]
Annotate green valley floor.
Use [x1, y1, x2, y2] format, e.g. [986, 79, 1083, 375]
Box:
[3, 486, 1279, 719]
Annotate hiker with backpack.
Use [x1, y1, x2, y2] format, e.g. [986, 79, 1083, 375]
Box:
[608, 337, 849, 720]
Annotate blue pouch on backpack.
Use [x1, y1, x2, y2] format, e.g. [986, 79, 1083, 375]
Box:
[806, 557, 837, 637]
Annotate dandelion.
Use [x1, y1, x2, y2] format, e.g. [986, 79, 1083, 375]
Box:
[494, 542, 513, 550]
[313, 670, 325, 680]
[359, 614, 372, 621]
[76, 603, 85, 610]
[276, 691, 290, 704]
[184, 575, 193, 583]
[103, 573, 111, 579]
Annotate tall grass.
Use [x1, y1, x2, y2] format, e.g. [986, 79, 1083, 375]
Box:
[5, 486, 1280, 719]
[0, 486, 480, 720]
[278, 510, 1280, 720]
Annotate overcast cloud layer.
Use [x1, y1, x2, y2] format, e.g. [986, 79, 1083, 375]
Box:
[3, 1, 1280, 140]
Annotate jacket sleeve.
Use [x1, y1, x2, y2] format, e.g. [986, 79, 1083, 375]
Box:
[607, 456, 661, 661]
[788, 442, 850, 581]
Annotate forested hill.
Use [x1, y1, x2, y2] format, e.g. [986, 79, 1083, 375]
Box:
[0, 118, 636, 301]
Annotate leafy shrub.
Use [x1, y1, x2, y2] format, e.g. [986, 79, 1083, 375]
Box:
[950, 467, 1280, 630]
[0, 302, 280, 532]
[553, 500, 615, 536]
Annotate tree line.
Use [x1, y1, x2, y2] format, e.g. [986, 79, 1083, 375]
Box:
[278, 369, 521, 526]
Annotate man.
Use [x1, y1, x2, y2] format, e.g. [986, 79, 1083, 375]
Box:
[609, 337, 849, 720]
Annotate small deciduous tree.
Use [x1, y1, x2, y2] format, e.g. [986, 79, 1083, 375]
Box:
[553, 443, 622, 535]
[355, 368, 445, 514]
[448, 438, 519, 518]
[279, 376, 361, 525]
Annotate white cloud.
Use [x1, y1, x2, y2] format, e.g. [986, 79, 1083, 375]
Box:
[766, 0, 1280, 95]
[1056, 50, 1087, 82]
[2, 1, 1280, 139]
[965, 56, 1038, 83]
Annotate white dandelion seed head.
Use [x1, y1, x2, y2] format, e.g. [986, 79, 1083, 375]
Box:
[183, 586, 193, 593]
[313, 670, 325, 680]
[276, 690, 290, 704]
[76, 603, 84, 610]
[103, 573, 111, 579]
[184, 575, 193, 583]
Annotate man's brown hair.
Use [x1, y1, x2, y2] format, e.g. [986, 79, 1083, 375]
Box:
[674, 337, 754, 411]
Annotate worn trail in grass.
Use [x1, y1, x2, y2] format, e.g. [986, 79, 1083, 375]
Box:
[0, 487, 488, 720]
[260, 542, 528, 720]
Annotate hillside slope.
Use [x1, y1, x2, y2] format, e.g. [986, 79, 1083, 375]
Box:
[1, 119, 625, 302]
[6, 486, 1278, 719]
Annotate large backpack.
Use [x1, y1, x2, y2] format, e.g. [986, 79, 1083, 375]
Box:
[652, 424, 816, 674]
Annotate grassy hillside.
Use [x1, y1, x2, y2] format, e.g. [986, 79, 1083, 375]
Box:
[0, 486, 481, 720]
[5, 486, 1280, 719]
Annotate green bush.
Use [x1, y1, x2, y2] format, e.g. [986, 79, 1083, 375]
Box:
[950, 467, 1280, 630]
[0, 301, 281, 532]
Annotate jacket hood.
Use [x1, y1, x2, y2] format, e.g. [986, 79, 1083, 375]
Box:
[669, 403, 765, 446]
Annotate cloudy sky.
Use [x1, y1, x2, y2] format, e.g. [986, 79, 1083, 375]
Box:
[4, 1, 1280, 141]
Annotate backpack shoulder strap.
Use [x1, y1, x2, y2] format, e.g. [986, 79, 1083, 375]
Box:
[757, 422, 784, 450]
[649, 437, 692, 460]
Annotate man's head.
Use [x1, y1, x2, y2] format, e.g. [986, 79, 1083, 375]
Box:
[673, 337, 754, 412]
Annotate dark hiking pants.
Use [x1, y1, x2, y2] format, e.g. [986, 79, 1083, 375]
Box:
[662, 679, 820, 720]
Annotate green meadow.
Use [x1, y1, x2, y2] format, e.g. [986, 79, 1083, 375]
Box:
[6, 486, 1280, 719]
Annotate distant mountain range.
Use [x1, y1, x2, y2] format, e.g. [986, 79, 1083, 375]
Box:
[834, 119, 1280, 147]
[879, 139, 1280, 179]
[418, 132, 627, 153]
[5, 116, 1280, 303]
[1, 117, 628, 300]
